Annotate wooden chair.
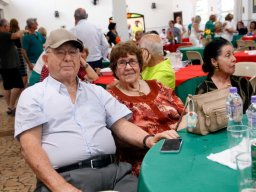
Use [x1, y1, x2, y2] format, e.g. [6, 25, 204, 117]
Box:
[236, 40, 248, 51]
[186, 51, 203, 65]
[244, 40, 256, 50]
[233, 62, 256, 77]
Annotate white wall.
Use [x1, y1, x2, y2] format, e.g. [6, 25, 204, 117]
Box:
[1, 0, 255, 35]
[4, 0, 112, 32]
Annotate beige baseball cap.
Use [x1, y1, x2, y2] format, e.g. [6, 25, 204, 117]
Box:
[44, 28, 83, 51]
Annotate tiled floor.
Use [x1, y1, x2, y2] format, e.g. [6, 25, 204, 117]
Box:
[0, 87, 36, 191]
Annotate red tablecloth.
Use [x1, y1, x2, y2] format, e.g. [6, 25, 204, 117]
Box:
[175, 65, 207, 86]
[164, 42, 193, 52]
[94, 65, 207, 87]
[94, 75, 115, 85]
[242, 35, 256, 41]
[234, 51, 256, 62]
[182, 37, 189, 42]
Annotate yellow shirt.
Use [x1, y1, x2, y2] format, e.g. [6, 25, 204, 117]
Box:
[142, 58, 175, 89]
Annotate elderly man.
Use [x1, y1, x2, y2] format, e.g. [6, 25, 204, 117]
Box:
[139, 33, 176, 89]
[0, 18, 25, 115]
[22, 18, 45, 85]
[71, 8, 109, 70]
[15, 29, 174, 192]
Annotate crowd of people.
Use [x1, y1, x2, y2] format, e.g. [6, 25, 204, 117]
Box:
[1, 7, 255, 192]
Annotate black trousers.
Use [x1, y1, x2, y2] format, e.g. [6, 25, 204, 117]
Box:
[34, 162, 137, 192]
[87, 59, 103, 70]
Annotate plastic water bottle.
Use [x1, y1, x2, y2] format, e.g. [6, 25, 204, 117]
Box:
[226, 87, 243, 126]
[247, 96, 256, 128]
[175, 49, 182, 63]
[246, 96, 256, 141]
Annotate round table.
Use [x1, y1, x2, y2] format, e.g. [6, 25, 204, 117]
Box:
[242, 35, 256, 41]
[164, 42, 193, 52]
[234, 51, 256, 62]
[175, 65, 206, 87]
[138, 129, 239, 192]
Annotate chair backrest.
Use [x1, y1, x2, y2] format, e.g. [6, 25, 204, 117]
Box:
[186, 51, 203, 65]
[244, 40, 256, 49]
[236, 40, 248, 51]
[250, 75, 256, 93]
[233, 62, 256, 77]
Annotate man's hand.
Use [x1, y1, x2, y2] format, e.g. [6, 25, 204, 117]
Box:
[54, 182, 82, 192]
[146, 130, 180, 148]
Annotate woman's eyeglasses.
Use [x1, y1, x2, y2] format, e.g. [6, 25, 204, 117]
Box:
[116, 59, 138, 68]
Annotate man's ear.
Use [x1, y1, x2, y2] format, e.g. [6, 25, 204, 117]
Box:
[42, 54, 48, 65]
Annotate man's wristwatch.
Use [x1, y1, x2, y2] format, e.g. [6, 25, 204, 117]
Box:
[143, 134, 154, 149]
[84, 63, 89, 69]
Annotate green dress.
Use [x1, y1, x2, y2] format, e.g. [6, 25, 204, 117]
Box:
[204, 20, 215, 39]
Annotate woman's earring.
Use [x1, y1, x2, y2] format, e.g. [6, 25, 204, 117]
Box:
[215, 64, 219, 71]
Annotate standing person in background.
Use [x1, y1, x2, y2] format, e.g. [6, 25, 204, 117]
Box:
[38, 26, 47, 42]
[0, 18, 26, 115]
[188, 17, 194, 37]
[22, 18, 45, 86]
[159, 28, 167, 44]
[189, 15, 203, 46]
[128, 24, 132, 39]
[174, 16, 186, 38]
[106, 22, 120, 47]
[71, 8, 109, 70]
[214, 21, 223, 38]
[166, 20, 181, 44]
[134, 30, 144, 45]
[221, 13, 237, 42]
[204, 14, 216, 39]
[132, 20, 143, 40]
[9, 18, 28, 87]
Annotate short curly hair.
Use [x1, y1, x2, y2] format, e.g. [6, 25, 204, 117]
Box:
[110, 41, 143, 79]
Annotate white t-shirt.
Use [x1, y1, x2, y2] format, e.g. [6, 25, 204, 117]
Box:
[221, 21, 234, 42]
[174, 23, 185, 34]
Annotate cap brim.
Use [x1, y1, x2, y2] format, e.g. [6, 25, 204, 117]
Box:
[47, 39, 83, 52]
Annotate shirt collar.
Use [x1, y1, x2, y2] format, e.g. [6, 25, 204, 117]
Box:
[47, 75, 83, 92]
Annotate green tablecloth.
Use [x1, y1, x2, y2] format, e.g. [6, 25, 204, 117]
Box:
[138, 128, 239, 192]
[103, 60, 110, 68]
[178, 46, 204, 61]
[175, 76, 206, 103]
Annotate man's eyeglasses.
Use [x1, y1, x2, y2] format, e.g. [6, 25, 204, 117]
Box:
[116, 59, 138, 68]
[47, 48, 80, 59]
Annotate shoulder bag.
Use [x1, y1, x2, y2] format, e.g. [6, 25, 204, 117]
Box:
[183, 86, 230, 135]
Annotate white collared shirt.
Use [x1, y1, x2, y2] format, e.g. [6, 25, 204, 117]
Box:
[70, 19, 109, 62]
[15, 76, 131, 168]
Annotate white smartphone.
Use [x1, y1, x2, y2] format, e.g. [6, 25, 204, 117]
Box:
[160, 138, 183, 153]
